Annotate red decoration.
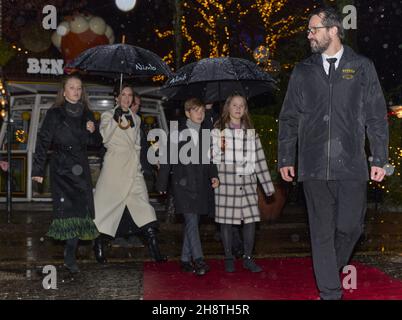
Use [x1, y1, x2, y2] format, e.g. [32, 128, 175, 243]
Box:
[61, 30, 109, 62]
[52, 13, 115, 62]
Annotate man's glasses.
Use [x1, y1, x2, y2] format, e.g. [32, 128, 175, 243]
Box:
[306, 26, 330, 35]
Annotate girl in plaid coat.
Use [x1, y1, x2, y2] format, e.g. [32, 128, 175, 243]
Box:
[212, 94, 275, 273]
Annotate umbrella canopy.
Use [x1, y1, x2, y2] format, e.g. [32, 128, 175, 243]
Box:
[65, 43, 172, 79]
[159, 57, 277, 103]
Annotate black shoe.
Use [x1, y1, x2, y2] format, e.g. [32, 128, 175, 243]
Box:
[180, 261, 194, 273]
[93, 237, 107, 264]
[243, 256, 262, 273]
[64, 261, 80, 274]
[144, 227, 167, 262]
[224, 258, 235, 273]
[194, 258, 210, 276]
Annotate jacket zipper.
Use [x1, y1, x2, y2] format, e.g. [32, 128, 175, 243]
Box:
[327, 82, 333, 180]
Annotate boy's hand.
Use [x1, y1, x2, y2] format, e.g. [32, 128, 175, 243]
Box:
[32, 176, 44, 184]
[211, 177, 219, 188]
[279, 166, 295, 182]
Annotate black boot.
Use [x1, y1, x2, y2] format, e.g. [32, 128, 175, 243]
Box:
[144, 227, 167, 262]
[93, 236, 107, 264]
[64, 238, 80, 273]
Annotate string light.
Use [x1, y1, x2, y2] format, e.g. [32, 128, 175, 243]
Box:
[155, 0, 310, 66]
[15, 129, 27, 143]
[369, 114, 401, 206]
[9, 43, 29, 56]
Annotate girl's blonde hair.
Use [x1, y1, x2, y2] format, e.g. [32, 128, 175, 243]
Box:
[214, 94, 253, 130]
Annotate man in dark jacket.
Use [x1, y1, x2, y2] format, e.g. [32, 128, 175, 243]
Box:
[278, 7, 389, 300]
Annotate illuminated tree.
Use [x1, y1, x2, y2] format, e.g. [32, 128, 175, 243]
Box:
[156, 0, 247, 67]
[155, 0, 314, 69]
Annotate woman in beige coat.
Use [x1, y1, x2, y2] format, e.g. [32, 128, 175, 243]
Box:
[93, 84, 166, 263]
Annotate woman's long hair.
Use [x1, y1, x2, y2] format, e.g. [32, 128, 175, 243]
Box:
[214, 94, 253, 130]
[54, 74, 91, 112]
[113, 82, 135, 108]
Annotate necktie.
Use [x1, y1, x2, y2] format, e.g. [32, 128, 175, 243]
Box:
[327, 58, 337, 81]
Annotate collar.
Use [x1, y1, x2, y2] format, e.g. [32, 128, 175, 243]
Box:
[304, 45, 358, 66]
[322, 45, 344, 64]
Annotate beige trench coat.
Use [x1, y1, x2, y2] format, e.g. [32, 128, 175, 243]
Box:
[93, 107, 156, 236]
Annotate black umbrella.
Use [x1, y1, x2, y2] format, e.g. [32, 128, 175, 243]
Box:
[159, 57, 277, 103]
[65, 44, 172, 90]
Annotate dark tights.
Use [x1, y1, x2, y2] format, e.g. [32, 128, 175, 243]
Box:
[220, 223, 255, 259]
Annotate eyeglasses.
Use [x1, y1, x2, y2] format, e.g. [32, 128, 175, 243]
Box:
[306, 26, 329, 35]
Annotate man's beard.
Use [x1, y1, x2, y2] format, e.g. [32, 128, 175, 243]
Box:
[310, 35, 331, 53]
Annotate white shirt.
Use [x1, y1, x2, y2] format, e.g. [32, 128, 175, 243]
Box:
[322, 46, 344, 75]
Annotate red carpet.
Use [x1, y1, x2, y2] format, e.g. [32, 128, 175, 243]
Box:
[143, 257, 402, 300]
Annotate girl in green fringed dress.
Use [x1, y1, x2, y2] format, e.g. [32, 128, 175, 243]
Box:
[32, 74, 102, 273]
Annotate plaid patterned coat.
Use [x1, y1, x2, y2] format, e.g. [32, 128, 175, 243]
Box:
[211, 128, 275, 225]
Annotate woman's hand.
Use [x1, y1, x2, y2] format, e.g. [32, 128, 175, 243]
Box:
[32, 176, 44, 184]
[211, 177, 220, 188]
[113, 107, 123, 122]
[86, 121, 95, 133]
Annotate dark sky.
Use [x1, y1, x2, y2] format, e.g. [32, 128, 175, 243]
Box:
[2, 0, 402, 97]
[356, 0, 402, 98]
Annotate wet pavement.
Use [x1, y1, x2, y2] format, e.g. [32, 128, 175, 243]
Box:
[1, 198, 402, 300]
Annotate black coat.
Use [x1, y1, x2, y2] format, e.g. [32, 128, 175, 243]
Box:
[278, 45, 389, 181]
[32, 105, 102, 219]
[203, 108, 219, 129]
[139, 120, 154, 177]
[156, 121, 218, 216]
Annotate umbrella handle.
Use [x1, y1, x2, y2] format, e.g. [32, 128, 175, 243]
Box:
[118, 116, 131, 130]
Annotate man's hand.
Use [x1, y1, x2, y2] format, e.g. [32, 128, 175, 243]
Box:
[211, 177, 219, 188]
[32, 176, 44, 184]
[371, 166, 386, 182]
[279, 166, 295, 182]
[0, 161, 9, 172]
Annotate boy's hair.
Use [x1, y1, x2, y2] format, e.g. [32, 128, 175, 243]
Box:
[184, 98, 205, 112]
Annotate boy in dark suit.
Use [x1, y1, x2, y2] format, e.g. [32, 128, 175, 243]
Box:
[156, 98, 219, 276]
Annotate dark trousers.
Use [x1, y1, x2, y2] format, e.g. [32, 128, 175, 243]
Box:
[303, 180, 367, 300]
[181, 213, 203, 262]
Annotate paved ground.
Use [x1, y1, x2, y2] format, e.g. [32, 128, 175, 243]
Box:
[1, 198, 402, 300]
